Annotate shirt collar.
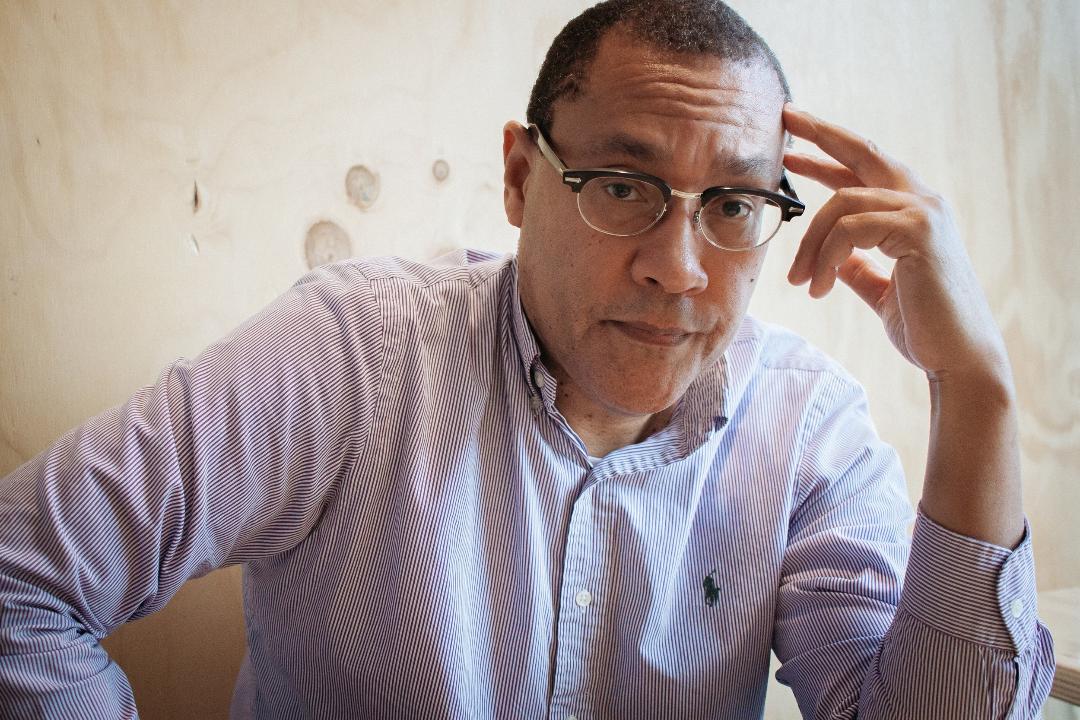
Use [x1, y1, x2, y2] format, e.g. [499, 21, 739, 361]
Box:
[507, 256, 555, 411]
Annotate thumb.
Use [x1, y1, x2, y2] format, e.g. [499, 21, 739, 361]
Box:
[837, 250, 890, 311]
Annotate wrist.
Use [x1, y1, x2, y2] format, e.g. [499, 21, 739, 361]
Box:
[927, 356, 1016, 408]
[922, 356, 1023, 548]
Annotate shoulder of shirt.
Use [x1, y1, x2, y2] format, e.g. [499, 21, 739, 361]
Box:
[295, 248, 512, 293]
[732, 314, 860, 387]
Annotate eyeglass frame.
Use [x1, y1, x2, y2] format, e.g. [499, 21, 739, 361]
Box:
[527, 123, 805, 251]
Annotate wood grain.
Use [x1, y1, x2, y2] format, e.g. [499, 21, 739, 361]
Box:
[1, 2, 1076, 718]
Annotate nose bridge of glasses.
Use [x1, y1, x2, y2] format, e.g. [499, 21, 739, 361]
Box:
[664, 187, 707, 232]
[648, 187, 707, 244]
[667, 187, 711, 223]
[669, 188, 704, 201]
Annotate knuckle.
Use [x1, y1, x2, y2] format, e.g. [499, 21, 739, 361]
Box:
[906, 206, 934, 236]
[834, 214, 860, 236]
[835, 186, 866, 205]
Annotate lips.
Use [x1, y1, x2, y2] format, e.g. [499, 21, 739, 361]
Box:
[610, 320, 693, 347]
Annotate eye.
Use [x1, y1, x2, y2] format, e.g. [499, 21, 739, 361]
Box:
[719, 198, 753, 218]
[706, 195, 757, 221]
[602, 181, 642, 201]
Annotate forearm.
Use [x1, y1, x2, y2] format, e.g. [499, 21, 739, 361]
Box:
[921, 361, 1025, 548]
[868, 358, 1051, 718]
[776, 371, 1054, 718]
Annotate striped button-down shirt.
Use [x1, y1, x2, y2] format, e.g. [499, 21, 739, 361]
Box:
[0, 250, 1055, 719]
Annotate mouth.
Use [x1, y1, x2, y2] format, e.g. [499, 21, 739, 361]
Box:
[610, 320, 693, 347]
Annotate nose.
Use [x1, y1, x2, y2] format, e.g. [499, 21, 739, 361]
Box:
[629, 197, 709, 295]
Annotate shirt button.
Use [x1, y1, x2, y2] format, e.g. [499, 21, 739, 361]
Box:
[1010, 598, 1024, 618]
[575, 589, 593, 608]
[532, 367, 546, 389]
[530, 396, 543, 414]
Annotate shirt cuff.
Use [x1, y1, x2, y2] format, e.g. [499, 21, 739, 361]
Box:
[897, 508, 1038, 653]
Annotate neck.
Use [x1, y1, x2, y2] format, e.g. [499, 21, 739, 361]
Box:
[554, 382, 675, 458]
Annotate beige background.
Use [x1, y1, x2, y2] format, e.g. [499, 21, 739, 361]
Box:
[1, 1, 1077, 718]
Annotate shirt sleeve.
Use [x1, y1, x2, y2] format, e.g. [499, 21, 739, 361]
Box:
[0, 262, 386, 718]
[772, 374, 1055, 720]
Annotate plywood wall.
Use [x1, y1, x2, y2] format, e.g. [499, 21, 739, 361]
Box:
[1, 2, 1077, 718]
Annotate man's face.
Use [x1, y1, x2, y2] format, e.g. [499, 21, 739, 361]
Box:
[510, 31, 787, 418]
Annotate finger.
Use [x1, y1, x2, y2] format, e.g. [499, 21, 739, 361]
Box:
[837, 250, 891, 310]
[807, 248, 848, 299]
[808, 210, 906, 298]
[788, 187, 911, 286]
[783, 104, 920, 191]
[784, 152, 862, 191]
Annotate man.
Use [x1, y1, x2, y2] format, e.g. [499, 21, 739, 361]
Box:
[0, 1, 1056, 718]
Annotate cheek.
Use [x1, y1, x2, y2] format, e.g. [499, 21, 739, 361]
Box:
[694, 251, 768, 354]
[706, 249, 767, 303]
[518, 228, 603, 357]
[522, 208, 621, 301]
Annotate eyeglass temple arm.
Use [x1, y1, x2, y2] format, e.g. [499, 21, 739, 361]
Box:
[528, 124, 568, 173]
[779, 174, 805, 218]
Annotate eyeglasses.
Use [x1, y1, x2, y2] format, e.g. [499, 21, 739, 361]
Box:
[529, 124, 805, 252]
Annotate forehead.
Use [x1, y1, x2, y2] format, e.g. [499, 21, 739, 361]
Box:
[550, 31, 786, 178]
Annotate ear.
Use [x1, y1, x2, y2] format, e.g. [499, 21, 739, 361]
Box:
[502, 121, 534, 229]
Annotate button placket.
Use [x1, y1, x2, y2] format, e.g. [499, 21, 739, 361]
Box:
[549, 482, 600, 719]
[529, 363, 551, 418]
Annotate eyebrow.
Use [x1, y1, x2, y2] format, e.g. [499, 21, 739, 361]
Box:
[581, 132, 778, 182]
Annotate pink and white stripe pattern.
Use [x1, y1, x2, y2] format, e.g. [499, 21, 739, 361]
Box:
[0, 250, 1054, 718]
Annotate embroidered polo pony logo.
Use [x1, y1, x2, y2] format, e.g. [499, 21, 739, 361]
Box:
[703, 569, 720, 607]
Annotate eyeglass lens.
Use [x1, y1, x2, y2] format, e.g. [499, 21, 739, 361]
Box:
[576, 176, 783, 250]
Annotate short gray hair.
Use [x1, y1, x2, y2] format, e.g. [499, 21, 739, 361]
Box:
[526, 0, 791, 134]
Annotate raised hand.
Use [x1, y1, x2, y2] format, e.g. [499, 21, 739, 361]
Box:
[782, 104, 1010, 384]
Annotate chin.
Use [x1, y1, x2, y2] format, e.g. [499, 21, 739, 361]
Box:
[600, 377, 688, 417]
